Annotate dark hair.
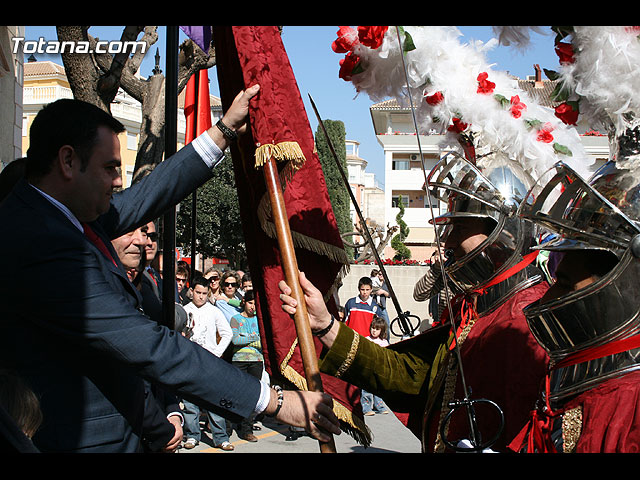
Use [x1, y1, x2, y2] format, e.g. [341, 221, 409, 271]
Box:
[243, 289, 255, 303]
[0, 158, 26, 202]
[222, 270, 240, 284]
[176, 265, 190, 280]
[26, 99, 125, 180]
[358, 276, 373, 288]
[241, 273, 252, 283]
[0, 369, 43, 438]
[192, 275, 210, 289]
[369, 315, 388, 339]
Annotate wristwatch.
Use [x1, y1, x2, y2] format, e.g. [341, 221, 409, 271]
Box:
[216, 119, 238, 142]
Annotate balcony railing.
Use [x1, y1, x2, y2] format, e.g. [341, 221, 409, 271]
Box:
[23, 85, 73, 103]
[23, 85, 187, 134]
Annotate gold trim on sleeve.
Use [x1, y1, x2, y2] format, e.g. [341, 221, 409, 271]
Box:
[335, 330, 360, 379]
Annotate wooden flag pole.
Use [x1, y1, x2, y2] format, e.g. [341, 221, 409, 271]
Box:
[262, 156, 337, 454]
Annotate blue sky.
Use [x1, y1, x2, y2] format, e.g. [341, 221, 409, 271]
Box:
[24, 26, 559, 186]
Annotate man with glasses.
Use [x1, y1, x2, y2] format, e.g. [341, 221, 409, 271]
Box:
[176, 265, 190, 305]
[141, 221, 162, 301]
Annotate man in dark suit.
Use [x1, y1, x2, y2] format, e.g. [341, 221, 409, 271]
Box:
[110, 223, 184, 453]
[0, 85, 340, 452]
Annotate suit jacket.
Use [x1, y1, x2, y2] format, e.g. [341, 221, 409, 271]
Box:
[0, 143, 262, 452]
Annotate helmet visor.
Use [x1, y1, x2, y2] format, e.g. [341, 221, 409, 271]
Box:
[518, 162, 640, 255]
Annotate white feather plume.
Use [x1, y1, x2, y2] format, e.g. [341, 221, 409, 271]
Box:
[492, 26, 549, 51]
[341, 26, 593, 182]
[555, 26, 640, 135]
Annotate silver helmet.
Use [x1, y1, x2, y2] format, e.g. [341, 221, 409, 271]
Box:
[427, 150, 543, 315]
[518, 153, 640, 403]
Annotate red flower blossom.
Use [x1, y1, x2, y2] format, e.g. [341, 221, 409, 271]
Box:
[357, 26, 389, 49]
[447, 117, 468, 133]
[338, 51, 362, 81]
[477, 72, 495, 94]
[555, 102, 579, 125]
[425, 91, 444, 106]
[332, 26, 359, 53]
[510, 95, 526, 118]
[555, 42, 575, 65]
[536, 123, 554, 143]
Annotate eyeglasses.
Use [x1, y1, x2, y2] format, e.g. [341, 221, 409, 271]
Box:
[223, 282, 237, 288]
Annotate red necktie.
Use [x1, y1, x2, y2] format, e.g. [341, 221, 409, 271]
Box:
[82, 223, 118, 267]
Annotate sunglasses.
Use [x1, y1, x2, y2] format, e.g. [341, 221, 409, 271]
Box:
[209, 276, 220, 282]
[223, 282, 237, 288]
[147, 232, 159, 242]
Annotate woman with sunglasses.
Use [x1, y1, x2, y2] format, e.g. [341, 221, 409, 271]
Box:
[213, 270, 244, 323]
[203, 267, 224, 305]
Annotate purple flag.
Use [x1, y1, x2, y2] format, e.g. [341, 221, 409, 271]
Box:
[179, 26, 212, 53]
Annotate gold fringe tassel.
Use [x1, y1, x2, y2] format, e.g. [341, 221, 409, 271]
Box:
[255, 141, 307, 170]
[256, 140, 368, 445]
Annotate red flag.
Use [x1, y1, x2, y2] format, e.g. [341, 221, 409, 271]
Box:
[212, 26, 370, 445]
[184, 69, 212, 143]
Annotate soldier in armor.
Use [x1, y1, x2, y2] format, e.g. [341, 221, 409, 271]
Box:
[510, 137, 640, 452]
[278, 150, 551, 452]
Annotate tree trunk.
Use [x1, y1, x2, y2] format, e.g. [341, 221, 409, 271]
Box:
[132, 74, 166, 183]
[55, 26, 215, 182]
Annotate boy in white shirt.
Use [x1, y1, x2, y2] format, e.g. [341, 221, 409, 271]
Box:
[181, 276, 235, 451]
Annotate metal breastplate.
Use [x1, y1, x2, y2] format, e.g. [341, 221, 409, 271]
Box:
[524, 250, 640, 402]
[475, 264, 543, 317]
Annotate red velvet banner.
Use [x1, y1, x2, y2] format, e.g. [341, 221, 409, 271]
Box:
[212, 26, 369, 445]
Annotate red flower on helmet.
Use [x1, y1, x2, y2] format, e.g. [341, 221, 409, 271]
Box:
[357, 26, 389, 49]
[555, 102, 579, 125]
[536, 123, 554, 143]
[477, 72, 495, 94]
[448, 117, 469, 133]
[425, 91, 444, 106]
[332, 26, 359, 53]
[555, 42, 575, 65]
[510, 95, 526, 118]
[339, 51, 362, 81]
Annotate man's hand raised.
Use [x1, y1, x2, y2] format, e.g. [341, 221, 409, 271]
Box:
[207, 84, 260, 150]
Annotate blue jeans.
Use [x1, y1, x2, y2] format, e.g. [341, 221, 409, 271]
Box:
[361, 390, 388, 414]
[182, 399, 229, 446]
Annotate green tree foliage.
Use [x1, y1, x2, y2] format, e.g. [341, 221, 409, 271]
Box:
[391, 197, 411, 260]
[314, 119, 353, 259]
[176, 152, 247, 270]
